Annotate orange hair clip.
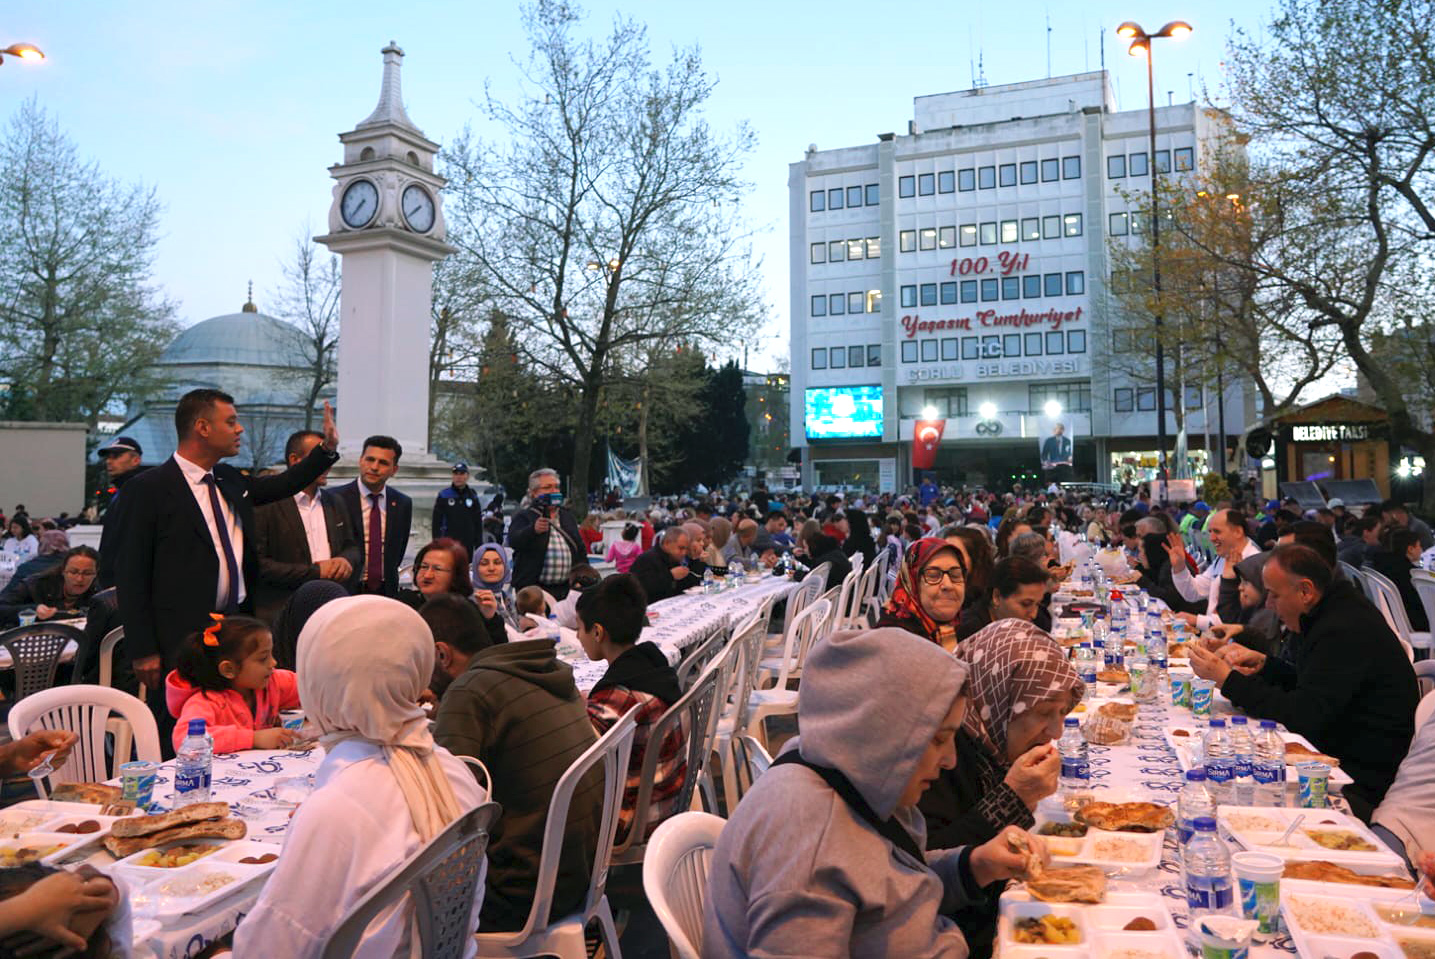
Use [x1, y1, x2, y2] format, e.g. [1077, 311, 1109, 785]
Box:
[203, 612, 224, 647]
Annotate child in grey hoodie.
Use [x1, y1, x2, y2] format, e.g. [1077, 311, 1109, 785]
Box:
[702, 626, 1045, 958]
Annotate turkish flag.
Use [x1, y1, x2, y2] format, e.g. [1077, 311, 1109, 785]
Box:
[912, 419, 946, 470]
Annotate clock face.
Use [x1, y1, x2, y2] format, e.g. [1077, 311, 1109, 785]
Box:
[340, 179, 379, 229]
[401, 184, 436, 233]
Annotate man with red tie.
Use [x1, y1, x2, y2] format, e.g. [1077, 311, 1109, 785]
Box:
[332, 436, 413, 598]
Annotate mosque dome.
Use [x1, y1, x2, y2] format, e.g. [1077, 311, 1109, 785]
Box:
[160, 302, 308, 369]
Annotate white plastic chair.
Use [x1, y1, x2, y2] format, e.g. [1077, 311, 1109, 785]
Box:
[830, 565, 866, 632]
[758, 590, 833, 689]
[320, 801, 500, 959]
[729, 733, 773, 805]
[746, 598, 831, 751]
[765, 565, 828, 652]
[641, 812, 724, 959]
[1363, 566, 1430, 658]
[1415, 662, 1435, 727]
[0, 623, 83, 701]
[98, 627, 147, 766]
[708, 614, 769, 816]
[472, 708, 637, 959]
[7, 685, 161, 799]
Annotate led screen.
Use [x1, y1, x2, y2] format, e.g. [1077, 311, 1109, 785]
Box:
[805, 386, 883, 440]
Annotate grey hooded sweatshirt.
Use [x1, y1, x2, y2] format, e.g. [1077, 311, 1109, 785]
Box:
[702, 627, 982, 958]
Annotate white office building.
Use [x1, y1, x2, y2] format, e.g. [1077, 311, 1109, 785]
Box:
[789, 70, 1253, 492]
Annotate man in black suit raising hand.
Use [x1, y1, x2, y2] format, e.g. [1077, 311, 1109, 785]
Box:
[114, 389, 341, 695]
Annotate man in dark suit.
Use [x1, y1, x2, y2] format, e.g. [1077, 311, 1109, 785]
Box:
[114, 389, 341, 696]
[507, 467, 585, 599]
[252, 430, 362, 624]
[331, 435, 412, 597]
[629, 527, 701, 602]
[95, 435, 148, 590]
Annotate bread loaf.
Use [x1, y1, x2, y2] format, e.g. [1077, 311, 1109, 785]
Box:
[111, 802, 230, 838]
[104, 818, 247, 858]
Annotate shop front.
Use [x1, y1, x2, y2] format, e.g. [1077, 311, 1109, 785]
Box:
[1257, 395, 1393, 498]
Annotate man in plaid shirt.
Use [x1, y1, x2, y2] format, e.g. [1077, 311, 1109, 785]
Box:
[575, 574, 686, 843]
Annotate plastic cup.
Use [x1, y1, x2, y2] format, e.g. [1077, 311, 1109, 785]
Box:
[279, 710, 305, 732]
[1171, 674, 1192, 709]
[1232, 851, 1283, 938]
[119, 760, 158, 806]
[16, 611, 36, 627]
[1191, 679, 1215, 718]
[1197, 916, 1256, 959]
[1297, 761, 1332, 807]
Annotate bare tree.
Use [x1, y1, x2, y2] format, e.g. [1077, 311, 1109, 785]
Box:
[270, 229, 341, 430]
[443, 0, 764, 512]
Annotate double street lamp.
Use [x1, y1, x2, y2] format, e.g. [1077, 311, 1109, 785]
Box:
[1117, 19, 1191, 487]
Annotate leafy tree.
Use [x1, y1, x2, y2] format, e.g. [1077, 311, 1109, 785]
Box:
[660, 360, 750, 491]
[270, 228, 340, 430]
[0, 98, 177, 428]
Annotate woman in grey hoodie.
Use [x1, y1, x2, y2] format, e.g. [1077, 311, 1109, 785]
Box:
[702, 627, 1045, 958]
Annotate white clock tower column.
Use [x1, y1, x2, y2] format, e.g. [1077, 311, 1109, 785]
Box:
[316, 42, 455, 460]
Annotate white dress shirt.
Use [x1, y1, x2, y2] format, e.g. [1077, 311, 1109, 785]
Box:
[173, 452, 246, 607]
[1171, 537, 1261, 630]
[359, 483, 387, 579]
[293, 490, 332, 564]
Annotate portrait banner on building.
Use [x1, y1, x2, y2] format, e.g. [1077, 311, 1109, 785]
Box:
[1036, 415, 1076, 471]
[606, 446, 645, 497]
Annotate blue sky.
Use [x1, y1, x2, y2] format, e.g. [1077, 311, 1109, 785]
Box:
[3, 0, 1266, 371]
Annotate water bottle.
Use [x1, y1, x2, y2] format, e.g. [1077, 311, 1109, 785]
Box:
[1146, 623, 1168, 663]
[1170, 618, 1188, 646]
[703, 567, 715, 594]
[1177, 768, 1215, 846]
[1203, 719, 1235, 805]
[1145, 609, 1163, 640]
[1058, 717, 1091, 800]
[174, 718, 213, 806]
[1228, 716, 1256, 806]
[1148, 655, 1168, 706]
[1075, 643, 1097, 696]
[1128, 651, 1149, 701]
[1185, 816, 1237, 933]
[1091, 614, 1108, 655]
[1252, 719, 1287, 807]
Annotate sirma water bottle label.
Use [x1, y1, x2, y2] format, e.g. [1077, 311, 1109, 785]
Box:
[1186, 876, 1234, 911]
[1206, 761, 1234, 784]
[175, 768, 210, 794]
[1061, 758, 1090, 780]
[1252, 761, 1285, 785]
[1232, 758, 1253, 778]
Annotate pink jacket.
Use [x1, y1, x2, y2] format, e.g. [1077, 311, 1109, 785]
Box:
[165, 669, 301, 753]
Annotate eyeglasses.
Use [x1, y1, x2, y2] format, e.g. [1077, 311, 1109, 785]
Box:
[920, 567, 966, 586]
[416, 563, 453, 575]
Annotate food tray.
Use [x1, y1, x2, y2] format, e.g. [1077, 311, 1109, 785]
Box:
[133, 858, 271, 915]
[1162, 725, 1355, 786]
[1031, 819, 1164, 875]
[997, 889, 1187, 958]
[111, 837, 280, 885]
[0, 802, 128, 866]
[0, 830, 109, 868]
[1281, 886, 1435, 959]
[1219, 805, 1405, 871]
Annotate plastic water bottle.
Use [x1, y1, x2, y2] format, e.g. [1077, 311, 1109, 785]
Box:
[1146, 624, 1168, 663]
[1178, 768, 1215, 846]
[1148, 656, 1169, 706]
[1228, 716, 1256, 806]
[1091, 614, 1108, 655]
[1145, 609, 1163, 640]
[1058, 717, 1091, 800]
[1185, 816, 1237, 931]
[174, 718, 213, 806]
[1075, 644, 1098, 696]
[1203, 719, 1235, 805]
[1252, 719, 1287, 807]
[703, 567, 715, 594]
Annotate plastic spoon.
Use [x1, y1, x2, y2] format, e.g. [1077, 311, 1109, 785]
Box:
[1272, 813, 1305, 848]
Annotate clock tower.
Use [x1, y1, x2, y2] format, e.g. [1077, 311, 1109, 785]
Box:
[316, 42, 455, 459]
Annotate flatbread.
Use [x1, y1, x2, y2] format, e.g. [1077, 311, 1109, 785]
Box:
[1281, 859, 1414, 889]
[1285, 743, 1341, 767]
[49, 783, 123, 805]
[1097, 701, 1139, 722]
[1096, 669, 1130, 685]
[1075, 801, 1174, 833]
[1082, 716, 1131, 746]
[1026, 864, 1108, 903]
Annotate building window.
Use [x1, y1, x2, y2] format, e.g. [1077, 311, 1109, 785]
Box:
[1109, 212, 1129, 236]
[1107, 154, 1127, 179]
[1041, 158, 1060, 182]
[1063, 213, 1082, 237]
[938, 225, 956, 248]
[810, 242, 827, 263]
[1154, 150, 1170, 174]
[866, 236, 881, 258]
[1114, 388, 1134, 412]
[1129, 152, 1149, 177]
[940, 281, 958, 304]
[1185, 385, 1203, 410]
[938, 170, 955, 194]
[1022, 217, 1040, 241]
[899, 175, 915, 198]
[901, 340, 918, 362]
[941, 337, 959, 361]
[999, 163, 1017, 187]
[919, 228, 937, 251]
[1024, 331, 1043, 355]
[811, 295, 827, 316]
[1045, 331, 1065, 355]
[925, 387, 968, 417]
[1042, 215, 1061, 239]
[1066, 271, 1085, 295]
[960, 279, 978, 302]
[829, 239, 845, 262]
[867, 290, 882, 313]
[811, 348, 827, 369]
[1130, 210, 1147, 233]
[1062, 156, 1081, 179]
[900, 285, 917, 307]
[1112, 329, 1132, 352]
[830, 347, 846, 369]
[1029, 381, 1092, 414]
[1174, 147, 1194, 171]
[920, 283, 937, 306]
[1023, 274, 1042, 298]
[848, 291, 864, 314]
[1044, 273, 1063, 296]
[810, 190, 825, 212]
[1136, 387, 1157, 411]
[1019, 160, 1039, 185]
[958, 168, 976, 191]
[828, 187, 844, 210]
[899, 230, 915, 253]
[959, 223, 977, 246]
[848, 345, 864, 368]
[1003, 333, 1021, 357]
[866, 183, 880, 205]
[848, 238, 865, 260]
[921, 339, 938, 361]
[980, 278, 999, 301]
[1001, 276, 1020, 300]
[1000, 220, 1019, 243]
[980, 222, 997, 245]
[918, 172, 935, 196]
[1067, 330, 1087, 353]
[846, 185, 863, 208]
[978, 166, 996, 189]
[962, 336, 980, 360]
[867, 343, 882, 366]
[829, 293, 845, 315]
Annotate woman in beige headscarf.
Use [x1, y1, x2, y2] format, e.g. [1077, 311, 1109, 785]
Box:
[706, 516, 732, 568]
[233, 596, 488, 959]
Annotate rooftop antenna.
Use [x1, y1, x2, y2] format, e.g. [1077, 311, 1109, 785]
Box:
[975, 49, 988, 88]
[1168, 90, 1174, 106]
[1187, 71, 1195, 101]
[1046, 11, 1053, 78]
[1100, 27, 1106, 71]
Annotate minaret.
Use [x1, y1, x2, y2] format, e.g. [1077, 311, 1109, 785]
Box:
[315, 42, 455, 459]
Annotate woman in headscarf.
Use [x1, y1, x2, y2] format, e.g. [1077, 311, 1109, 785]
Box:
[471, 543, 517, 627]
[705, 517, 732, 569]
[233, 596, 488, 959]
[269, 580, 348, 671]
[876, 540, 967, 652]
[919, 618, 1081, 957]
[841, 507, 878, 568]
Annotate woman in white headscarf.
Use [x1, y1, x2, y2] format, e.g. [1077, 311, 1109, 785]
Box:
[232, 596, 488, 959]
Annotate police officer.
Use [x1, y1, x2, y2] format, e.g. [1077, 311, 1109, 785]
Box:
[95, 435, 147, 589]
[432, 462, 482, 556]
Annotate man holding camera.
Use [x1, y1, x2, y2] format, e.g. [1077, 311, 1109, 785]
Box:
[508, 467, 587, 599]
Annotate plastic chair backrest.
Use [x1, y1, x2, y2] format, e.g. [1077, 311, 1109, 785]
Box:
[1415, 662, 1435, 723]
[6, 684, 161, 798]
[779, 598, 832, 688]
[1412, 571, 1435, 640]
[781, 565, 828, 632]
[833, 566, 865, 631]
[641, 811, 725, 959]
[676, 624, 727, 690]
[1337, 560, 1364, 585]
[322, 802, 500, 959]
[1364, 567, 1414, 637]
[730, 615, 771, 736]
[0, 624, 83, 701]
[733, 732, 773, 801]
[504, 708, 638, 941]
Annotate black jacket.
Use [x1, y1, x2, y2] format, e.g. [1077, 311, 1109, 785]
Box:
[629, 546, 700, 603]
[1222, 578, 1418, 806]
[432, 484, 483, 555]
[113, 445, 338, 664]
[798, 542, 851, 594]
[507, 505, 585, 592]
[251, 490, 362, 624]
[591, 641, 682, 703]
[97, 463, 151, 590]
[1369, 550, 1430, 632]
[331, 480, 412, 598]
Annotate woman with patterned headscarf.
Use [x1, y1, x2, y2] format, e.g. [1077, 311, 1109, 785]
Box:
[876, 539, 968, 652]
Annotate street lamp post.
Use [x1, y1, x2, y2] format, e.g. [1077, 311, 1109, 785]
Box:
[0, 43, 45, 64]
[1117, 20, 1191, 492]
